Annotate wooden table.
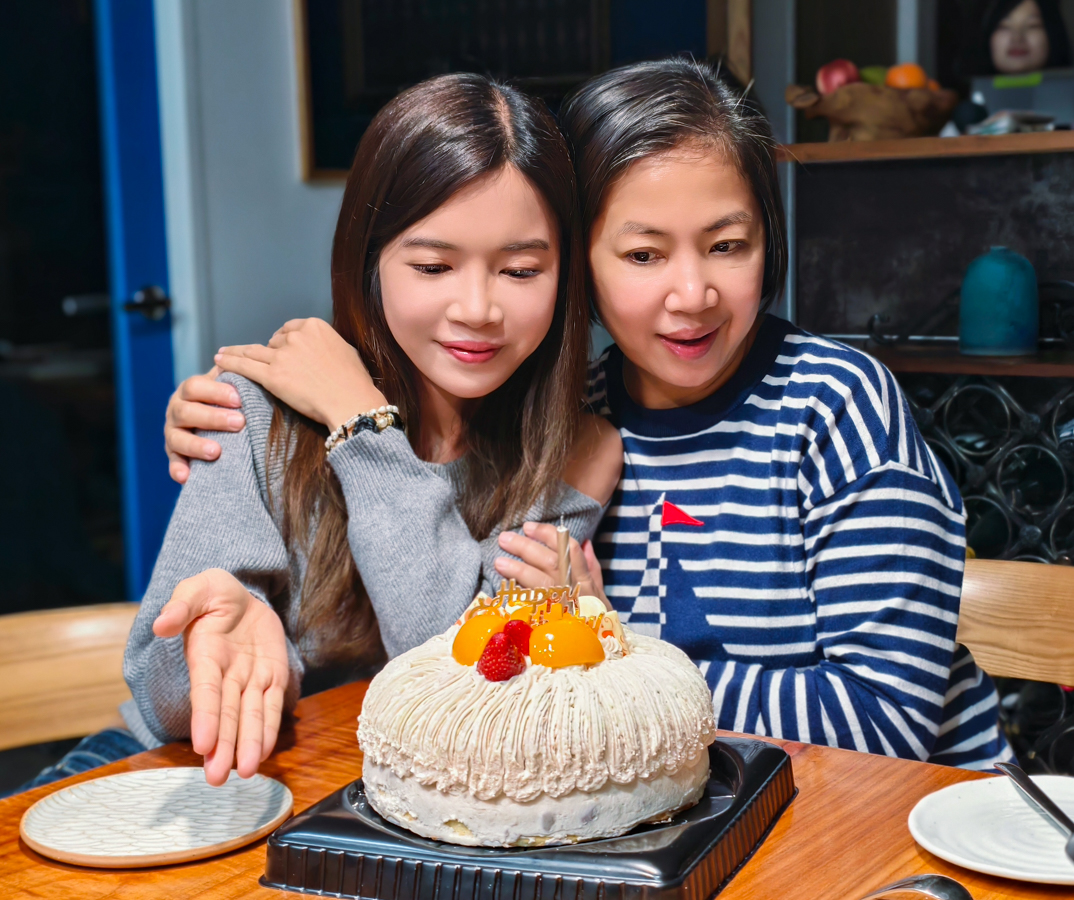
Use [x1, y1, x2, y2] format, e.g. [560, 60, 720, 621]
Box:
[1, 682, 1069, 899]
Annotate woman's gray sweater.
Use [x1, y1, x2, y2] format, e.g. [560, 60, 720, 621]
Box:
[121, 374, 605, 748]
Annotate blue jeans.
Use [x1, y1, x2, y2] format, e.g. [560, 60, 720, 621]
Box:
[2, 728, 145, 798]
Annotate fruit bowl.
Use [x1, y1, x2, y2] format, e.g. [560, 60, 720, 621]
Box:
[785, 81, 958, 141]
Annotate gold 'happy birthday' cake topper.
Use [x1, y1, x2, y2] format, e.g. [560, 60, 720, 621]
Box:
[492, 579, 580, 615]
[455, 519, 627, 650]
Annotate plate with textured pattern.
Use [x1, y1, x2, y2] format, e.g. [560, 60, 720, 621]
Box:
[908, 774, 1074, 884]
[20, 767, 293, 867]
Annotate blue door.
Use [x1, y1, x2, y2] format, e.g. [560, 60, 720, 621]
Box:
[94, 0, 179, 600]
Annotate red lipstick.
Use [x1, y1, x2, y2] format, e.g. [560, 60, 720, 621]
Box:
[439, 341, 502, 364]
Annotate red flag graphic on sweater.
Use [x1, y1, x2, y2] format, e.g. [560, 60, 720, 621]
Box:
[661, 500, 704, 527]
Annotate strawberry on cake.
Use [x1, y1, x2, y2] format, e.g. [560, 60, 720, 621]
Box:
[356, 584, 716, 847]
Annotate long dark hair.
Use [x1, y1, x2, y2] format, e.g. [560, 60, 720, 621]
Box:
[560, 57, 787, 313]
[974, 0, 1071, 74]
[269, 73, 588, 666]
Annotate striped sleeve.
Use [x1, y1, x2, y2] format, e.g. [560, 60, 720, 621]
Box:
[705, 463, 966, 757]
[927, 645, 1015, 768]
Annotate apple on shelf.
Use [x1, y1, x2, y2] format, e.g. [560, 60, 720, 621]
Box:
[816, 59, 860, 95]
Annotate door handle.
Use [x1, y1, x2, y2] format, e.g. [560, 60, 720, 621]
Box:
[123, 285, 172, 321]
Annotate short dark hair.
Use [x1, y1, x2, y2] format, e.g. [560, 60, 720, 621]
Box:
[560, 57, 788, 313]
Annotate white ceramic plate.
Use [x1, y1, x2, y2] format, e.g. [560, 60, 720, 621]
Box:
[19, 767, 293, 868]
[908, 774, 1074, 884]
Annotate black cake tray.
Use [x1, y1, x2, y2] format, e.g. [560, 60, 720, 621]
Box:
[261, 737, 795, 900]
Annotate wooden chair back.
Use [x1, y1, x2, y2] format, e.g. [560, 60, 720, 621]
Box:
[0, 603, 138, 751]
[957, 558, 1074, 685]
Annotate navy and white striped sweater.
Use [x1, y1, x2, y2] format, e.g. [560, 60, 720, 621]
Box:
[587, 315, 1012, 769]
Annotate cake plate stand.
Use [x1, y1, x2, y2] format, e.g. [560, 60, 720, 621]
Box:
[261, 737, 795, 900]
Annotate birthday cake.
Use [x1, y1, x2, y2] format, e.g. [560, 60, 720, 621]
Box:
[356, 582, 716, 847]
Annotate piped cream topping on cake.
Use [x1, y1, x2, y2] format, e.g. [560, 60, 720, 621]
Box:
[357, 626, 716, 803]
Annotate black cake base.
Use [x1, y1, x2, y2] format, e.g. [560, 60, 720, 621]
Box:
[261, 737, 795, 900]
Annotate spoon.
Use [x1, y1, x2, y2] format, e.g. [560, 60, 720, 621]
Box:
[995, 761, 1074, 863]
[854, 874, 973, 900]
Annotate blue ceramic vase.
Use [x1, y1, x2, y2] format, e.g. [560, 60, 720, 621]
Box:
[959, 247, 1038, 356]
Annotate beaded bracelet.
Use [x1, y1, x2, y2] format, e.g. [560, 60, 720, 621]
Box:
[325, 404, 403, 455]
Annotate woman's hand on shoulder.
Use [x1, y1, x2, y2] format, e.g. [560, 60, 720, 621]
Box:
[165, 366, 246, 484]
[562, 413, 623, 507]
[153, 568, 290, 786]
[214, 318, 387, 432]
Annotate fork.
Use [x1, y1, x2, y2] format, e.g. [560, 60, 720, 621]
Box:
[995, 761, 1074, 863]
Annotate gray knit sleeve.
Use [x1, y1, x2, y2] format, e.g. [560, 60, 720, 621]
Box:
[122, 385, 304, 746]
[327, 429, 605, 658]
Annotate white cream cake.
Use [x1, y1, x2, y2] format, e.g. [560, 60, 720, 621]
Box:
[356, 595, 716, 847]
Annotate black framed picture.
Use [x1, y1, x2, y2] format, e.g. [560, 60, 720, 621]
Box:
[296, 0, 611, 178]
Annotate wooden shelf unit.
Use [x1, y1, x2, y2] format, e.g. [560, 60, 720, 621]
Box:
[845, 342, 1074, 378]
[777, 130, 1074, 164]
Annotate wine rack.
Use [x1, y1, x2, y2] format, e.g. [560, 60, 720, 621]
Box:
[901, 373, 1074, 564]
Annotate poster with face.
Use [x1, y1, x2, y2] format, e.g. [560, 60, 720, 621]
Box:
[993, 0, 1051, 71]
[985, 0, 1072, 74]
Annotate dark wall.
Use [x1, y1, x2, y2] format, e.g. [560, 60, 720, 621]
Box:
[610, 0, 705, 65]
[0, 0, 108, 348]
[0, 0, 122, 613]
[305, 0, 707, 171]
[796, 0, 896, 82]
[795, 151, 1074, 336]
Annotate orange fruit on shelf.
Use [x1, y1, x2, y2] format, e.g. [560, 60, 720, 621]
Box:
[452, 612, 506, 666]
[529, 616, 605, 668]
[886, 63, 928, 89]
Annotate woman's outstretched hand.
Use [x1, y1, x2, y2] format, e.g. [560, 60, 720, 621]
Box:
[153, 569, 291, 786]
[214, 318, 387, 431]
[495, 524, 608, 604]
[164, 366, 246, 484]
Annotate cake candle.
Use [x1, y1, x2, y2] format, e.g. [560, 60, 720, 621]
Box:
[556, 521, 570, 586]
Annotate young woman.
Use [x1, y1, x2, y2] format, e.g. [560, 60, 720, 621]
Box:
[168, 59, 1011, 770]
[116, 72, 621, 789]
